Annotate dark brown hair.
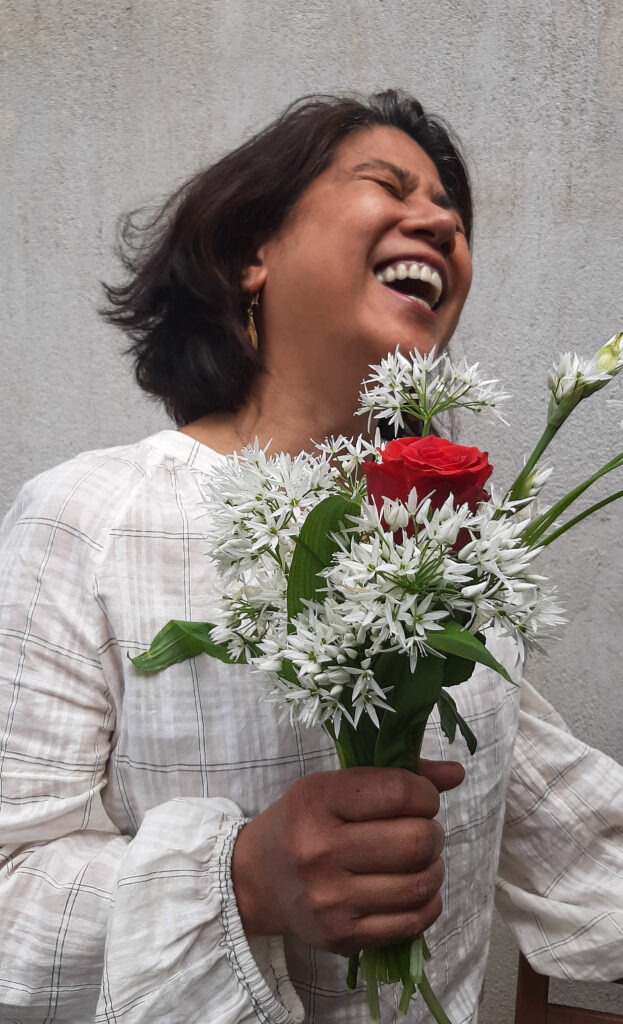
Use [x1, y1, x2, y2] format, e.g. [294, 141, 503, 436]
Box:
[102, 90, 472, 425]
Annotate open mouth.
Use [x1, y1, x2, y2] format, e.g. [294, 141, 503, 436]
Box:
[375, 260, 444, 311]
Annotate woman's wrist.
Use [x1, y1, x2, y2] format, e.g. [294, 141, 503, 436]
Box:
[231, 819, 282, 938]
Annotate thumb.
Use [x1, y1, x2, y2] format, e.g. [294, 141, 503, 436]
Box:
[418, 758, 465, 793]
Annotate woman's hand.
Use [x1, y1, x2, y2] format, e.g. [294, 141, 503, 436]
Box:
[231, 762, 464, 956]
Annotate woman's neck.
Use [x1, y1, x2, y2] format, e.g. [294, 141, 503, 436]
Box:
[181, 360, 370, 456]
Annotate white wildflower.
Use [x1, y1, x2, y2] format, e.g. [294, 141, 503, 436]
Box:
[357, 347, 509, 436]
[495, 588, 566, 661]
[315, 433, 380, 489]
[347, 668, 394, 727]
[547, 351, 609, 402]
[382, 498, 410, 532]
[525, 464, 554, 497]
[202, 441, 338, 582]
[547, 335, 623, 428]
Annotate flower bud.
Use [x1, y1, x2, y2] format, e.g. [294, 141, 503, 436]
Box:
[596, 333, 623, 376]
[442, 359, 454, 384]
[382, 498, 410, 532]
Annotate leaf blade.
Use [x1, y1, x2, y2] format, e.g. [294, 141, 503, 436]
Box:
[425, 621, 514, 684]
[132, 620, 238, 673]
[286, 495, 360, 621]
[437, 688, 478, 755]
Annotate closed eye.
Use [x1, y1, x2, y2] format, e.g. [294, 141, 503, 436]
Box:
[363, 176, 404, 200]
[378, 180, 404, 200]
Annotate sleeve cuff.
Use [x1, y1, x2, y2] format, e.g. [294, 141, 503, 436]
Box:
[214, 814, 304, 1023]
[96, 797, 304, 1023]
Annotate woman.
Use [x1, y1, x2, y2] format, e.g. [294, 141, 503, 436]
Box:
[0, 91, 621, 1024]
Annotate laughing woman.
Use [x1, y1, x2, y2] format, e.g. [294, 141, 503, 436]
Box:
[0, 92, 622, 1024]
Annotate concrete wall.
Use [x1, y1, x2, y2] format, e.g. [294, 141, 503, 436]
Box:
[2, 2, 622, 1020]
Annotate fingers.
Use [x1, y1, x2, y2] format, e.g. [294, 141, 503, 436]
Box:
[323, 889, 444, 957]
[418, 758, 465, 793]
[345, 860, 446, 916]
[298, 767, 441, 824]
[299, 856, 446, 956]
[346, 895, 444, 953]
[336, 817, 444, 873]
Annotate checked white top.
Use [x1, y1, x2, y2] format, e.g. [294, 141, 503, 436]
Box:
[0, 430, 621, 1024]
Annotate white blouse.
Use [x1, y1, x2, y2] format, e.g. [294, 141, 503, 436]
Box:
[0, 429, 621, 1024]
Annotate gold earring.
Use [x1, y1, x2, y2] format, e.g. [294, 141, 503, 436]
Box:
[246, 292, 260, 351]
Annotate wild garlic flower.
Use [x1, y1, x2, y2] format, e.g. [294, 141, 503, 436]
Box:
[203, 440, 338, 582]
[547, 352, 609, 400]
[201, 433, 559, 731]
[357, 347, 509, 435]
[547, 334, 623, 427]
[314, 434, 380, 495]
[494, 588, 566, 662]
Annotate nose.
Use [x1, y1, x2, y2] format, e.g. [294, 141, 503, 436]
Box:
[399, 197, 458, 255]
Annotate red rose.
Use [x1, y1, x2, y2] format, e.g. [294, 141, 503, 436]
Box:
[362, 436, 493, 516]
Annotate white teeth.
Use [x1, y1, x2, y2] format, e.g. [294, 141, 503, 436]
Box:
[411, 296, 432, 310]
[376, 260, 443, 305]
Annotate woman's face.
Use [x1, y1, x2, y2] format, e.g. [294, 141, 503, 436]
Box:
[248, 125, 473, 379]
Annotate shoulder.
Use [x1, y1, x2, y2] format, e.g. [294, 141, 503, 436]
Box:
[1, 431, 222, 554]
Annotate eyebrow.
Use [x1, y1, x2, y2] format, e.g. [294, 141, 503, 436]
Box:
[352, 158, 458, 214]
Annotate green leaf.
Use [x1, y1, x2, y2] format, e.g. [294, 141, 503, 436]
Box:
[286, 495, 360, 622]
[426, 621, 514, 684]
[334, 711, 378, 768]
[437, 689, 478, 755]
[373, 652, 445, 769]
[131, 620, 238, 673]
[441, 650, 477, 687]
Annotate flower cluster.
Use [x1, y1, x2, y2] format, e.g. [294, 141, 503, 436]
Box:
[357, 346, 509, 435]
[204, 440, 338, 581]
[204, 453, 562, 732]
[203, 442, 339, 659]
[547, 334, 623, 427]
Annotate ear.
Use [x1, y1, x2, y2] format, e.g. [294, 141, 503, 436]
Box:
[241, 246, 268, 295]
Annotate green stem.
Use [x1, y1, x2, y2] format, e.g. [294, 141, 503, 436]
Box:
[347, 953, 359, 990]
[507, 423, 558, 502]
[418, 974, 454, 1024]
[410, 720, 428, 773]
[331, 673, 453, 1023]
[522, 451, 623, 546]
[361, 950, 381, 1022]
[409, 933, 427, 983]
[398, 976, 415, 1014]
[538, 487, 623, 547]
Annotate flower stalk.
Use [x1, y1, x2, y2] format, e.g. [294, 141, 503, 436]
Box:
[538, 488, 623, 548]
[507, 424, 559, 502]
[522, 451, 623, 547]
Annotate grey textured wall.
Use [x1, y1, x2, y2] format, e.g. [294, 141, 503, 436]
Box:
[2, 2, 622, 1021]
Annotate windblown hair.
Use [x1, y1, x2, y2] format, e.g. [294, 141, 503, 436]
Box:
[102, 90, 473, 425]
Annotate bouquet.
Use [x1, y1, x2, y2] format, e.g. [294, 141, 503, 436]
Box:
[134, 333, 623, 1023]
